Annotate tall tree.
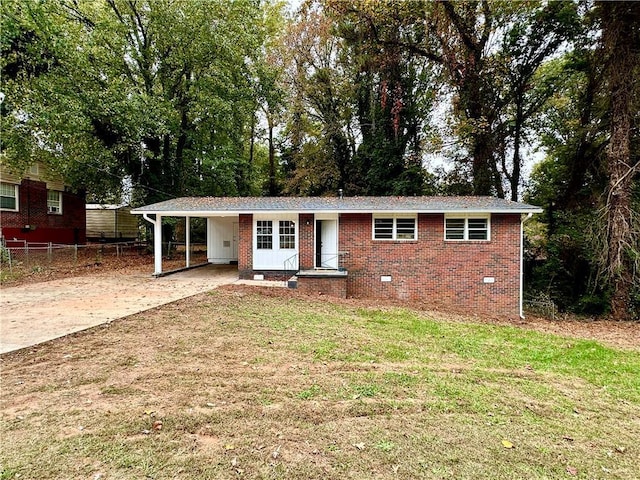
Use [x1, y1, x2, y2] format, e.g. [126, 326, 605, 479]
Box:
[599, 1, 640, 320]
[327, 0, 579, 199]
[280, 2, 357, 196]
[284, 0, 435, 196]
[495, 1, 581, 200]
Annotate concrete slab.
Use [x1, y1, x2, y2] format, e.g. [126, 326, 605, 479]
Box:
[0, 265, 241, 354]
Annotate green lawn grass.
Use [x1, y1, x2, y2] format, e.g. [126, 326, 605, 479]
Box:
[1, 287, 639, 479]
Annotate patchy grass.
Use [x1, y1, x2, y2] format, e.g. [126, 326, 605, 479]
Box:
[1, 287, 639, 479]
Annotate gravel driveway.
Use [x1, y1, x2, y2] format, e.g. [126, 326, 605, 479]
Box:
[0, 265, 246, 354]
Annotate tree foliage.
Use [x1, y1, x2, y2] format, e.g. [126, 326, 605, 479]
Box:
[1, 0, 281, 204]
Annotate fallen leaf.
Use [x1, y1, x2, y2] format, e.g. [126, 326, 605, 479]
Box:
[353, 442, 366, 450]
[501, 440, 514, 449]
[272, 446, 281, 459]
[566, 466, 578, 475]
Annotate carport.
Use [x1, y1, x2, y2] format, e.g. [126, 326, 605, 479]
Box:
[136, 212, 239, 276]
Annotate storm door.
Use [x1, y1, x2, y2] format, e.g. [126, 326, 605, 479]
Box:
[315, 219, 338, 269]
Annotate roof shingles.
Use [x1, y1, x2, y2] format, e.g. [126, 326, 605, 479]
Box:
[132, 196, 542, 215]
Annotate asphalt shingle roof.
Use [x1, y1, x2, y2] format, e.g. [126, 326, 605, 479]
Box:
[132, 196, 542, 215]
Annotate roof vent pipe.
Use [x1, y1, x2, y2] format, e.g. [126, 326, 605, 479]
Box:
[338, 189, 343, 199]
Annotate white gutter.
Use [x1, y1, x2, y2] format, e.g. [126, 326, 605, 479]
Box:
[142, 213, 155, 225]
[520, 212, 534, 319]
[142, 213, 163, 275]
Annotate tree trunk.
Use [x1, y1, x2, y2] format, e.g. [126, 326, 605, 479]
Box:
[601, 1, 639, 320]
[510, 94, 524, 201]
[267, 115, 277, 196]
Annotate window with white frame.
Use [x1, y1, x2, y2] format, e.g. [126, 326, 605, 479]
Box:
[256, 220, 273, 249]
[445, 216, 489, 240]
[373, 215, 417, 240]
[279, 220, 295, 249]
[47, 190, 62, 214]
[0, 182, 18, 211]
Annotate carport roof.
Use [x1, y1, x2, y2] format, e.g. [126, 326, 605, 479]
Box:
[131, 196, 542, 216]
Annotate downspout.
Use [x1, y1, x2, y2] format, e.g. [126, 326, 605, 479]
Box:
[185, 216, 191, 268]
[520, 212, 533, 319]
[143, 213, 163, 275]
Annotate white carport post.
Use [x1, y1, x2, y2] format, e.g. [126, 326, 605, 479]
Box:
[143, 213, 163, 275]
[185, 216, 191, 268]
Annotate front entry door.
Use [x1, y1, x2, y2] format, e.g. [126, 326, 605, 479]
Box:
[315, 219, 338, 269]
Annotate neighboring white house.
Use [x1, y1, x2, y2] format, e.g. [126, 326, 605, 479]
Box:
[86, 204, 139, 241]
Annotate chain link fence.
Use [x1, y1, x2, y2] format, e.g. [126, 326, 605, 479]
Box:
[0, 240, 209, 275]
[1, 240, 147, 272]
[523, 292, 557, 319]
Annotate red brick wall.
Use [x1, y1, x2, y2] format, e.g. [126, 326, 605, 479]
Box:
[297, 276, 347, 298]
[238, 214, 253, 278]
[0, 179, 86, 244]
[339, 213, 521, 317]
[298, 214, 314, 270]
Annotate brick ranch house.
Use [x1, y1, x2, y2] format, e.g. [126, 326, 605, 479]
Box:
[0, 162, 86, 244]
[132, 196, 542, 317]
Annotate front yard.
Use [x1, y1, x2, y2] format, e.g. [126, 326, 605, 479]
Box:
[1, 286, 639, 479]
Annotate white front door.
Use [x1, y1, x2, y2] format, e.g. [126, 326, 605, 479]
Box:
[316, 219, 338, 269]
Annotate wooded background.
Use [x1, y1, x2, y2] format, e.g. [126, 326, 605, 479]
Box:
[1, 0, 638, 319]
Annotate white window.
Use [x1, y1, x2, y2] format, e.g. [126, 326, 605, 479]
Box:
[373, 215, 417, 240]
[279, 220, 295, 249]
[47, 190, 62, 214]
[445, 216, 490, 241]
[256, 220, 273, 249]
[0, 182, 18, 211]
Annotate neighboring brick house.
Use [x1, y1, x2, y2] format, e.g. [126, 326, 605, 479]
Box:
[133, 196, 542, 317]
[0, 162, 86, 244]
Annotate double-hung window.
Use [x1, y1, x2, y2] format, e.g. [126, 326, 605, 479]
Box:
[47, 190, 62, 214]
[445, 216, 489, 241]
[256, 220, 273, 249]
[279, 220, 295, 249]
[373, 215, 417, 240]
[0, 182, 18, 211]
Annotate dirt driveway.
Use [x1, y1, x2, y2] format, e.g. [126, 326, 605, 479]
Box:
[0, 265, 251, 354]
